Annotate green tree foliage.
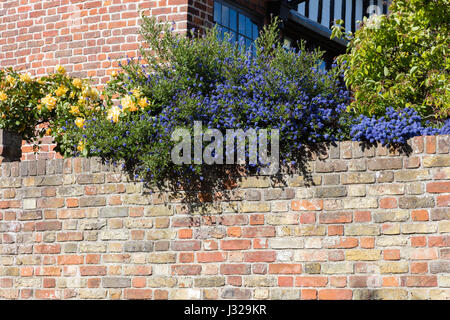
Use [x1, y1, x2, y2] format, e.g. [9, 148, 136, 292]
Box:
[332, 0, 449, 120]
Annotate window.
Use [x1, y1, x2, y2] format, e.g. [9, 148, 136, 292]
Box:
[213, 1, 259, 49]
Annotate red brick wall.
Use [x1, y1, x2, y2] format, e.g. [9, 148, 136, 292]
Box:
[0, 0, 275, 86]
[0, 0, 198, 85]
[0, 135, 449, 300]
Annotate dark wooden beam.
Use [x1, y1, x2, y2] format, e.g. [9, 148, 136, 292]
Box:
[329, 0, 335, 29]
[351, 0, 356, 33]
[317, 0, 323, 24]
[305, 0, 309, 18]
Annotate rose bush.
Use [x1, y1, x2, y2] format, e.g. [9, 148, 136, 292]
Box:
[0, 66, 103, 152]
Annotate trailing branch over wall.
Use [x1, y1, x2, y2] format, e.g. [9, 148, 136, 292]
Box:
[0, 134, 448, 300]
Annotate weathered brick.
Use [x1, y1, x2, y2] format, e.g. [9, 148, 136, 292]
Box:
[314, 186, 347, 198]
[430, 261, 450, 274]
[373, 210, 409, 223]
[343, 198, 378, 209]
[423, 155, 450, 167]
[341, 173, 375, 184]
[321, 263, 353, 274]
[243, 276, 277, 287]
[319, 212, 352, 224]
[318, 289, 352, 300]
[345, 225, 380, 236]
[401, 224, 437, 234]
[398, 196, 434, 209]
[99, 207, 128, 218]
[291, 200, 323, 211]
[102, 277, 131, 288]
[379, 262, 409, 274]
[240, 202, 270, 213]
[345, 250, 381, 261]
[145, 205, 173, 216]
[124, 241, 153, 252]
[368, 158, 402, 171]
[194, 277, 225, 287]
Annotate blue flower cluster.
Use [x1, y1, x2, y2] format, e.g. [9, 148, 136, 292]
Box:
[350, 107, 450, 146]
[149, 50, 351, 169]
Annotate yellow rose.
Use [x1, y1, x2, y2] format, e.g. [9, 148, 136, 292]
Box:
[107, 106, 121, 123]
[70, 105, 80, 115]
[0, 91, 7, 101]
[121, 95, 137, 112]
[138, 98, 148, 109]
[55, 85, 69, 97]
[41, 94, 57, 110]
[111, 70, 118, 77]
[19, 73, 32, 83]
[72, 78, 82, 89]
[56, 65, 66, 74]
[75, 117, 85, 129]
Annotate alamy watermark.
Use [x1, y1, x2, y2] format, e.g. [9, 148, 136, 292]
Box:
[170, 121, 280, 175]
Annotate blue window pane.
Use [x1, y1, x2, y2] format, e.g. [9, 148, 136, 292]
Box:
[222, 5, 229, 28]
[229, 9, 237, 31]
[238, 13, 246, 35]
[252, 23, 258, 40]
[246, 38, 252, 49]
[318, 59, 327, 72]
[214, 2, 222, 23]
[245, 17, 252, 38]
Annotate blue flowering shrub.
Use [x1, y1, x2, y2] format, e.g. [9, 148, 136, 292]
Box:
[59, 15, 448, 188]
[60, 16, 352, 186]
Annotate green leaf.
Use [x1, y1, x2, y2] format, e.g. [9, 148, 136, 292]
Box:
[409, 66, 418, 75]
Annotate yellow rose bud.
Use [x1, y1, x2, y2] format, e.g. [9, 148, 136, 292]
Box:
[111, 70, 118, 77]
[56, 65, 66, 74]
[132, 88, 141, 98]
[45, 128, 52, 135]
[0, 91, 7, 101]
[77, 140, 85, 152]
